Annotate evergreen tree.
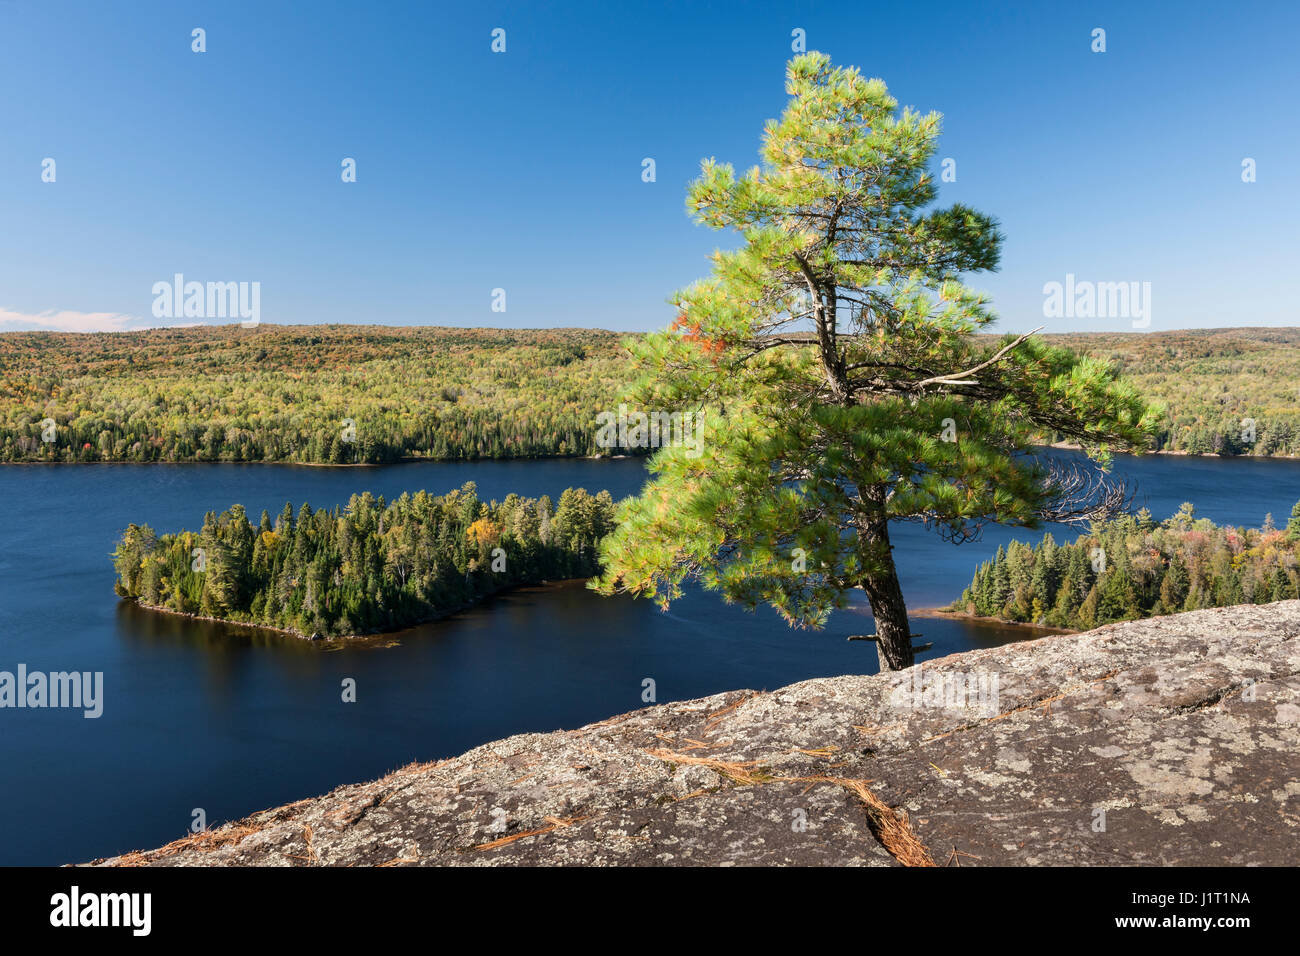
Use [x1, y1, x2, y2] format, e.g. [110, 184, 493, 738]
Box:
[1076, 585, 1099, 629]
[1171, 501, 1196, 530]
[952, 504, 1298, 631]
[1159, 553, 1189, 613]
[1030, 554, 1052, 619]
[594, 53, 1154, 670]
[1287, 500, 1300, 540]
[989, 546, 1011, 611]
[1097, 568, 1136, 623]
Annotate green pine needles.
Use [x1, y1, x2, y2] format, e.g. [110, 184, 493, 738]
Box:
[594, 53, 1158, 671]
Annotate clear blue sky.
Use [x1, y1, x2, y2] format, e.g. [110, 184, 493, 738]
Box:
[2, 0, 1296, 334]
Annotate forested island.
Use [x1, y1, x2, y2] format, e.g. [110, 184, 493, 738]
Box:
[5, 324, 1300, 463]
[951, 502, 1300, 630]
[112, 483, 616, 639]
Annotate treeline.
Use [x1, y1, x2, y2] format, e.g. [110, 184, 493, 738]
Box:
[8, 325, 1300, 463]
[1049, 328, 1300, 456]
[0, 325, 631, 463]
[954, 502, 1300, 630]
[112, 483, 616, 638]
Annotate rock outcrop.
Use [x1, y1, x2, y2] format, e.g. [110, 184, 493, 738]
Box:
[92, 603, 1300, 866]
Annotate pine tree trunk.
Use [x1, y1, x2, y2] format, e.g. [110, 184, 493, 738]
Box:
[860, 565, 914, 672]
[857, 490, 915, 672]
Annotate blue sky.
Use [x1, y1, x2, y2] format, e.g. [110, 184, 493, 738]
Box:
[1, 0, 1296, 334]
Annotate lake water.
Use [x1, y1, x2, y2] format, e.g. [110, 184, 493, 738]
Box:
[2, 452, 1298, 865]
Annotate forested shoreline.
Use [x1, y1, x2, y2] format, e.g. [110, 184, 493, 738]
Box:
[1, 326, 629, 463]
[6, 324, 1300, 463]
[950, 502, 1300, 630]
[112, 482, 616, 639]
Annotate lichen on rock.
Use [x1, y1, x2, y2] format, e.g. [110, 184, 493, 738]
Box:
[90, 602, 1300, 867]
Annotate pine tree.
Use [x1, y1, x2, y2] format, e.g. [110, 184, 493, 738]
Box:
[974, 562, 995, 614]
[1287, 500, 1300, 540]
[1159, 553, 1189, 613]
[1097, 567, 1136, 623]
[1030, 555, 1052, 618]
[594, 53, 1155, 670]
[989, 546, 1011, 611]
[1076, 585, 1100, 629]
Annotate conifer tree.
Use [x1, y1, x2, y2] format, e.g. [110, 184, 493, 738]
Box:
[1097, 565, 1136, 622]
[594, 53, 1154, 670]
[1159, 552, 1189, 612]
[1270, 567, 1293, 602]
[1030, 554, 1052, 617]
[1287, 500, 1300, 540]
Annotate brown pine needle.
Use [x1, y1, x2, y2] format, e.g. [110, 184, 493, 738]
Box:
[113, 823, 265, 866]
[472, 815, 586, 852]
[702, 694, 755, 733]
[790, 745, 841, 757]
[789, 775, 936, 867]
[643, 748, 767, 785]
[302, 824, 318, 864]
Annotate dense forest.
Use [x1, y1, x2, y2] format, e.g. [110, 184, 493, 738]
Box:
[112, 483, 616, 638]
[953, 502, 1300, 630]
[1, 325, 628, 463]
[1048, 328, 1300, 456]
[6, 324, 1300, 462]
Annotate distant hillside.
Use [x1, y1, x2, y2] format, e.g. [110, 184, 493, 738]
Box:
[1040, 327, 1300, 456]
[0, 325, 627, 462]
[2, 324, 1299, 463]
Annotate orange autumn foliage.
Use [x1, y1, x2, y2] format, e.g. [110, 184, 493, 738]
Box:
[671, 313, 727, 358]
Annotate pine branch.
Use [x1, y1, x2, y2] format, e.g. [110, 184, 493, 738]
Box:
[911, 327, 1042, 390]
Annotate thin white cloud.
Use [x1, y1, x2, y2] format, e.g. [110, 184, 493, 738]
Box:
[0, 308, 206, 333]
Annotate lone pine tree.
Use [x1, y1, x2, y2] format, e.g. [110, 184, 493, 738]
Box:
[594, 53, 1156, 671]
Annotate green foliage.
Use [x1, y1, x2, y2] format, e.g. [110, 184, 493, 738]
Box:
[0, 325, 630, 463]
[112, 483, 616, 637]
[1287, 499, 1300, 541]
[593, 53, 1154, 664]
[4, 324, 1300, 464]
[956, 502, 1300, 628]
[1043, 327, 1300, 457]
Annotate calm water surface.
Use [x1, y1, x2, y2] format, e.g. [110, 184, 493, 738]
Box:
[2, 453, 1297, 865]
